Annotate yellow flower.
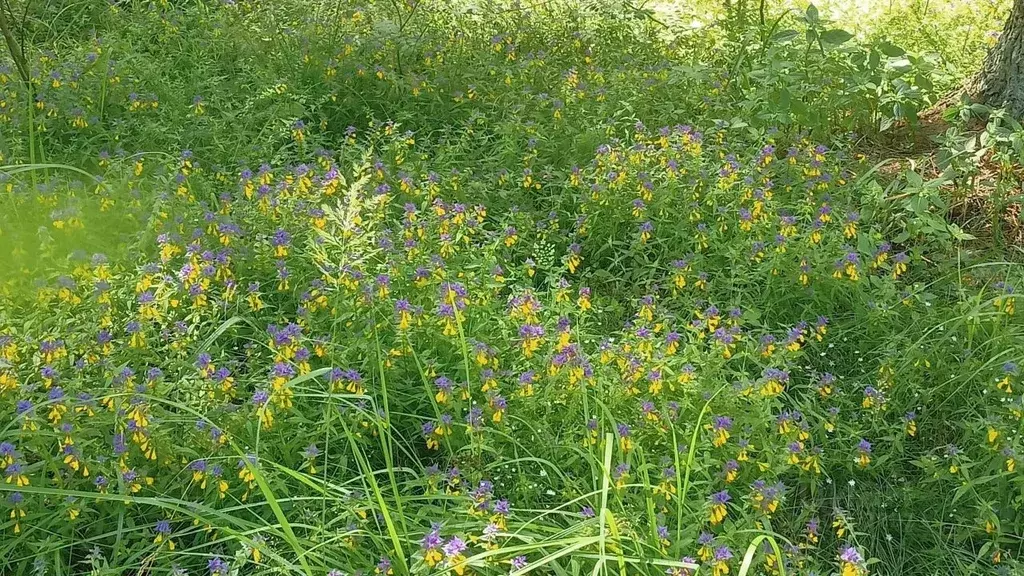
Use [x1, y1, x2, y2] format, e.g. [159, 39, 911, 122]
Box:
[709, 504, 727, 525]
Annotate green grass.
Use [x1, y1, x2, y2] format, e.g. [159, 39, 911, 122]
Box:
[0, 0, 1022, 575]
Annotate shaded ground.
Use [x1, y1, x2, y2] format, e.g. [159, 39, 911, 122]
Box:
[856, 106, 1024, 247]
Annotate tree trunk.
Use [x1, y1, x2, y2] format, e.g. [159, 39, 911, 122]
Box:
[970, 0, 1024, 116]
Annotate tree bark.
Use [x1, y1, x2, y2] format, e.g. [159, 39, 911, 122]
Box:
[970, 0, 1024, 116]
[0, 1, 30, 86]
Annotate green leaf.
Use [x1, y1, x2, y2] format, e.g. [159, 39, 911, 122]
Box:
[857, 233, 874, 255]
[877, 41, 905, 57]
[950, 225, 976, 241]
[905, 170, 924, 189]
[805, 3, 819, 23]
[888, 58, 913, 73]
[909, 194, 928, 214]
[791, 96, 807, 116]
[820, 29, 854, 45]
[773, 29, 799, 43]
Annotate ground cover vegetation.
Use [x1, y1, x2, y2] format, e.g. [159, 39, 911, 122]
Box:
[0, 0, 1023, 575]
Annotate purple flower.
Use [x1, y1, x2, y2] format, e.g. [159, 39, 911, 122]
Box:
[613, 462, 630, 479]
[840, 546, 863, 564]
[208, 557, 229, 576]
[519, 324, 545, 339]
[155, 520, 172, 535]
[442, 536, 467, 558]
[710, 490, 731, 504]
[712, 416, 733, 429]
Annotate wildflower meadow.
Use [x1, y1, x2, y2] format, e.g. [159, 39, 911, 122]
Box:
[0, 0, 1023, 575]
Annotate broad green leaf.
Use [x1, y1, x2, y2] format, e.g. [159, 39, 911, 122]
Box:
[820, 29, 854, 45]
[772, 29, 799, 43]
[805, 3, 819, 23]
[877, 41, 906, 56]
